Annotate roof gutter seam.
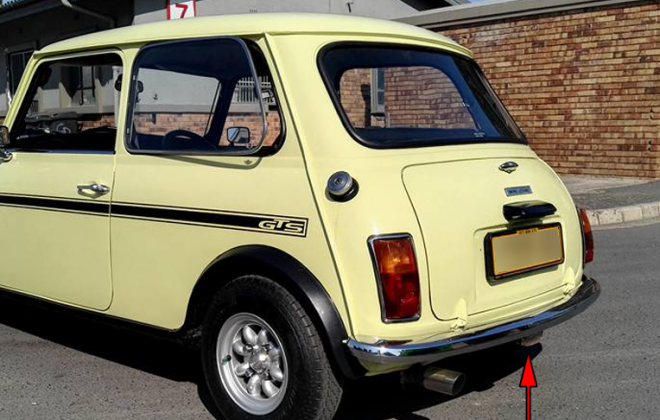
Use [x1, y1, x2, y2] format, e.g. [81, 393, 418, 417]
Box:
[398, 0, 645, 29]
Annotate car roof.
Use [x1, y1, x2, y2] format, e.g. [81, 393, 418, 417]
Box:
[37, 13, 470, 57]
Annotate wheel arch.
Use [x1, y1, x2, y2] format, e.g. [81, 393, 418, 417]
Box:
[183, 245, 365, 380]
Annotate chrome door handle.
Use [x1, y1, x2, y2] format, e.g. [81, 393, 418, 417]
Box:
[77, 183, 110, 195]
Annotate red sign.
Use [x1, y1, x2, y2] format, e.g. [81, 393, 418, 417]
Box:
[167, 0, 197, 20]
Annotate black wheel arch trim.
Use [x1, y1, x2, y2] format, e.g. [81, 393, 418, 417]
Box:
[187, 245, 366, 380]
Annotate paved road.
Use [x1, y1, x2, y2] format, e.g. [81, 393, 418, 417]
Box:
[1, 224, 659, 420]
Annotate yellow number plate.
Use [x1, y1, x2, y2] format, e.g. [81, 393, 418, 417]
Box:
[487, 224, 564, 280]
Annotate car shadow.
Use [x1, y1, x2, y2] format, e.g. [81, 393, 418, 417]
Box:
[0, 292, 201, 383]
[335, 342, 542, 420]
[0, 292, 541, 420]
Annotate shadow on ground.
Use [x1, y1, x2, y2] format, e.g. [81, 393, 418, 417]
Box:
[335, 342, 540, 420]
[0, 292, 540, 420]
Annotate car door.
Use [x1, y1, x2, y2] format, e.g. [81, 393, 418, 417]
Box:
[106, 38, 297, 329]
[0, 51, 124, 311]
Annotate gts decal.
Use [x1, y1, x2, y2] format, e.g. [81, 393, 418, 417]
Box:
[258, 219, 307, 235]
[111, 203, 310, 238]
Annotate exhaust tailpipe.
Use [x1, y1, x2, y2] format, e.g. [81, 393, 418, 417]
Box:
[402, 366, 466, 397]
[519, 332, 543, 347]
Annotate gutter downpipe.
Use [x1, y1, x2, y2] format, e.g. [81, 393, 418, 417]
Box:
[61, 0, 115, 28]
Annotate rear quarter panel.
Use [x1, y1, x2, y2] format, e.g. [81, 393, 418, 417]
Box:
[270, 34, 584, 344]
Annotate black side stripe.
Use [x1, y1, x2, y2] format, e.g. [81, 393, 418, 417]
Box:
[113, 204, 307, 236]
[0, 194, 308, 237]
[0, 194, 109, 214]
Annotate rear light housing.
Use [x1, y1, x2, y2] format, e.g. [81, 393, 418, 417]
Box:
[368, 234, 421, 322]
[578, 208, 594, 264]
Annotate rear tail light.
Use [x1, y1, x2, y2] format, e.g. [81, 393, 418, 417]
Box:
[578, 208, 594, 264]
[369, 235, 421, 322]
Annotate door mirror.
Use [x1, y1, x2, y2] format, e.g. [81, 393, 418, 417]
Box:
[227, 127, 250, 146]
[0, 126, 12, 162]
[115, 75, 143, 94]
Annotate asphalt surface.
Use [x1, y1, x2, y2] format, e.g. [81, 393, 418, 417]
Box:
[1, 224, 659, 420]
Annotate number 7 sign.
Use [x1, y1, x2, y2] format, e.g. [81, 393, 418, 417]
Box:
[167, 0, 197, 20]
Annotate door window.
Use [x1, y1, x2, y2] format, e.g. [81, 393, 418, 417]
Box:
[127, 38, 282, 154]
[9, 53, 123, 153]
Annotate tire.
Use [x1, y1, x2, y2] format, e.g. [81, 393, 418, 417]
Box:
[201, 274, 343, 420]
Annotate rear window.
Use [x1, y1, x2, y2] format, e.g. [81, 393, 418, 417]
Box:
[318, 44, 526, 148]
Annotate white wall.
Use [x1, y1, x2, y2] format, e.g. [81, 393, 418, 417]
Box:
[134, 0, 424, 24]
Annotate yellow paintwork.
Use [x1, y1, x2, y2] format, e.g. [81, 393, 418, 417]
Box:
[0, 14, 584, 375]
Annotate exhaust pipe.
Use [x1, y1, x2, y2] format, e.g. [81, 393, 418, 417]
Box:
[402, 366, 466, 397]
[520, 332, 543, 347]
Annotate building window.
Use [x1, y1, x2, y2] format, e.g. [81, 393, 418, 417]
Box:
[371, 68, 385, 114]
[232, 76, 273, 105]
[71, 66, 96, 106]
[8, 50, 34, 95]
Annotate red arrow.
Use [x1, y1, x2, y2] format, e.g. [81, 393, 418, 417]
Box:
[520, 356, 537, 420]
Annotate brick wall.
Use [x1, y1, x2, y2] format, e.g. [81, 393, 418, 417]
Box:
[437, 1, 660, 178]
[134, 110, 282, 147]
[81, 114, 116, 130]
[339, 67, 475, 129]
[385, 67, 474, 129]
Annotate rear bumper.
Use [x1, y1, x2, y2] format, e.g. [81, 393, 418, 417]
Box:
[347, 275, 600, 365]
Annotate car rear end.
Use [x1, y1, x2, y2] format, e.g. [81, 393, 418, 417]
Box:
[270, 24, 599, 375]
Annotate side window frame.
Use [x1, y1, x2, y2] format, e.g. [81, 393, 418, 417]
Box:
[124, 36, 283, 157]
[8, 49, 125, 155]
[317, 41, 528, 149]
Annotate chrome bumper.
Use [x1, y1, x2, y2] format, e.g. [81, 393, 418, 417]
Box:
[347, 276, 600, 365]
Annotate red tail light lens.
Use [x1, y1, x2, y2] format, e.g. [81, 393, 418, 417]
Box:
[370, 235, 421, 322]
[579, 208, 594, 264]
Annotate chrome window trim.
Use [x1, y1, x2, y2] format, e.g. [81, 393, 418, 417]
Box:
[8, 148, 116, 155]
[123, 36, 269, 157]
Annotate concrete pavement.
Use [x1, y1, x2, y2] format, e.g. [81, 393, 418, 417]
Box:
[562, 175, 660, 227]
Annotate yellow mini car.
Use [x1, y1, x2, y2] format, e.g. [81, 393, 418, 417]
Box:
[0, 13, 599, 420]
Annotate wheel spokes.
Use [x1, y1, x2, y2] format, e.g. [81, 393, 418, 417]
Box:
[219, 314, 289, 411]
[233, 340, 250, 357]
[262, 380, 279, 398]
[268, 346, 281, 361]
[242, 326, 258, 346]
[257, 329, 269, 346]
[235, 362, 251, 377]
[247, 374, 262, 397]
[270, 362, 284, 382]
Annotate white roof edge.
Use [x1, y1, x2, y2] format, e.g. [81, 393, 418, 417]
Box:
[398, 0, 642, 29]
